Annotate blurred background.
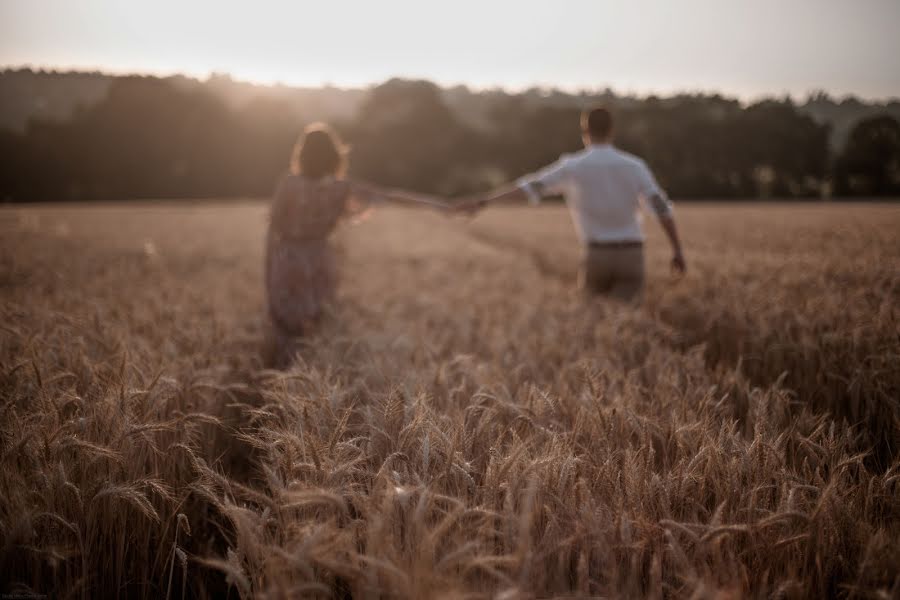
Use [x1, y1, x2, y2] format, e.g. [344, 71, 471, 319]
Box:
[1, 0, 899, 202]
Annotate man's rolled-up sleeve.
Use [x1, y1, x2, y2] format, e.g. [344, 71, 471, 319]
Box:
[636, 162, 673, 218]
[516, 157, 570, 205]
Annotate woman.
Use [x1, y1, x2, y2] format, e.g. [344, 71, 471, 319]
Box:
[264, 123, 445, 367]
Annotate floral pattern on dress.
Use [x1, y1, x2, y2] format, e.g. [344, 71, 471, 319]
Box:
[265, 175, 364, 339]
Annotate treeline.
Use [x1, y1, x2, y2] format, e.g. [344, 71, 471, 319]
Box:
[1, 75, 898, 202]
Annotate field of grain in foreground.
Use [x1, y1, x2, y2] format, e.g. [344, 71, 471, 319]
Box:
[1, 201, 899, 599]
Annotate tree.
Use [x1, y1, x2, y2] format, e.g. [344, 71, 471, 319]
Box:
[833, 115, 900, 197]
[347, 79, 477, 195]
[0, 72, 865, 202]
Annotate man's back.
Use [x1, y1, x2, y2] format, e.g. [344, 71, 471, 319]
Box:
[519, 143, 670, 243]
[467, 105, 686, 301]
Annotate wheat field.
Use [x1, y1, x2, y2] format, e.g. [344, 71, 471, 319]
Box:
[1, 201, 899, 599]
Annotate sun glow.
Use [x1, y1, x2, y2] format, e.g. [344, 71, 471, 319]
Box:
[1, 0, 899, 99]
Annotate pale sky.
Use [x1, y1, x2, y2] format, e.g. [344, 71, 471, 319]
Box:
[1, 0, 898, 100]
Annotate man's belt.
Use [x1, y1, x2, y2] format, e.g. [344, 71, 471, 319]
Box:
[588, 240, 643, 249]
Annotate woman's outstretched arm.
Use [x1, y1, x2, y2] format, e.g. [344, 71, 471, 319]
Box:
[349, 180, 450, 210]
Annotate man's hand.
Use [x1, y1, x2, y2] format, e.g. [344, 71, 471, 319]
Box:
[657, 215, 686, 277]
[671, 250, 686, 276]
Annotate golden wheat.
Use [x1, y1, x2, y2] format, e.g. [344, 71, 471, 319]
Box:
[1, 202, 898, 599]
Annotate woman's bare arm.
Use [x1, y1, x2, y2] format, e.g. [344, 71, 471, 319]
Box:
[350, 180, 449, 209]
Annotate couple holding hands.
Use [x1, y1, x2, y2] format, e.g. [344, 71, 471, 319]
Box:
[265, 106, 686, 365]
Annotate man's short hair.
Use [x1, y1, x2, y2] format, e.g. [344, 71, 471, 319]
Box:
[582, 107, 613, 139]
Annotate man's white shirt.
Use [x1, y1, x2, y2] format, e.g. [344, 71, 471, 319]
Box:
[516, 144, 673, 244]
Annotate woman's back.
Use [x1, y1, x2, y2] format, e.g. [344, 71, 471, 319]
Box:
[267, 175, 350, 242]
[265, 175, 351, 341]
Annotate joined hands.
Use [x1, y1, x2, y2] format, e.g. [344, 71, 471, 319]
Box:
[446, 195, 487, 216]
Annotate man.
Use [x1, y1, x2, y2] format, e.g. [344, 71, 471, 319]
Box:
[461, 107, 686, 302]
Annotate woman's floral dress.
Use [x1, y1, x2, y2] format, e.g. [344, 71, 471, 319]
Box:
[264, 175, 369, 357]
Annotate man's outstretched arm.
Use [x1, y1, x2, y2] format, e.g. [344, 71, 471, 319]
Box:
[462, 184, 530, 211]
[455, 158, 570, 213]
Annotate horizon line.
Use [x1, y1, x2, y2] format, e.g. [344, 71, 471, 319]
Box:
[3, 62, 900, 106]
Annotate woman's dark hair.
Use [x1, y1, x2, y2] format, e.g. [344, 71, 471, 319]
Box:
[290, 123, 348, 180]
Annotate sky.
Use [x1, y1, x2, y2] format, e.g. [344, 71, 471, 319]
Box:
[1, 0, 899, 100]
